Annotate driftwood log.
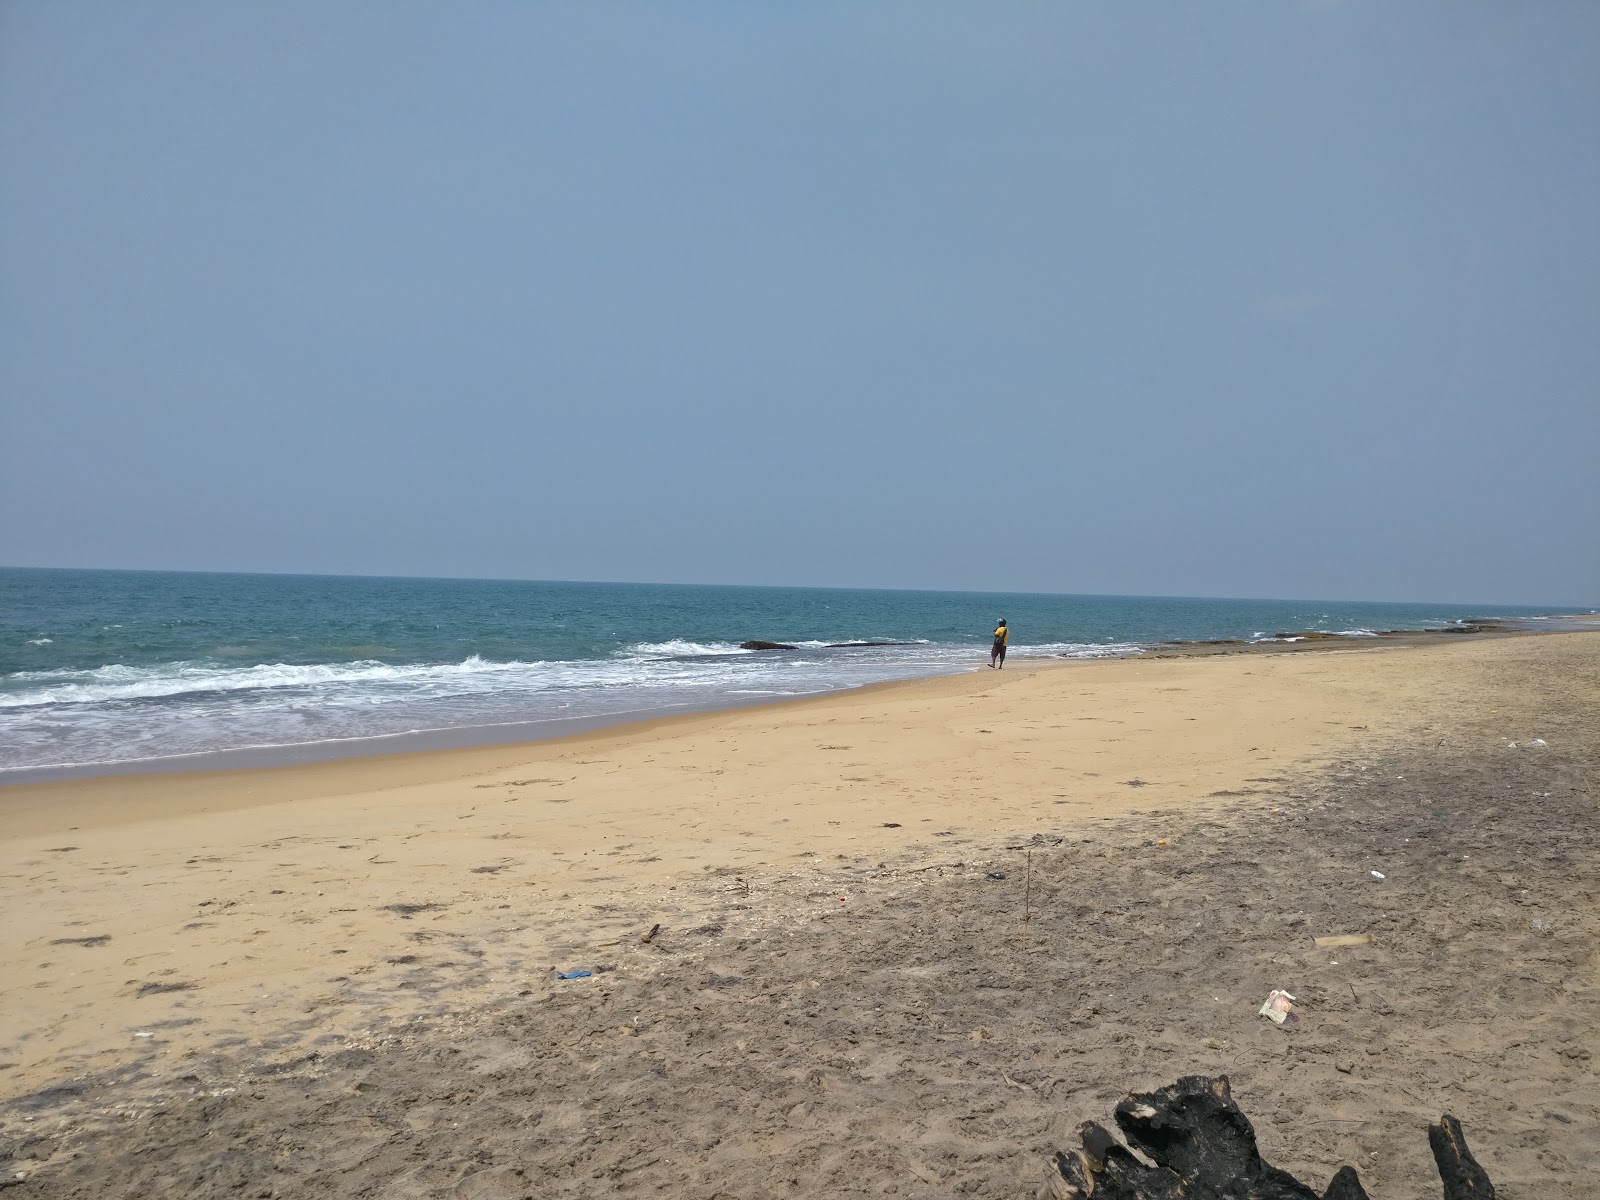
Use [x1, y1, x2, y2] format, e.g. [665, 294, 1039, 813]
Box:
[1040, 1076, 1496, 1200]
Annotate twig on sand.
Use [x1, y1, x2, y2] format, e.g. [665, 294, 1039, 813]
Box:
[614, 1154, 660, 1175]
[641, 923, 661, 944]
[1022, 849, 1034, 948]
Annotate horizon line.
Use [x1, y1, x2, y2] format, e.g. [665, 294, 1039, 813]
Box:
[0, 562, 1587, 614]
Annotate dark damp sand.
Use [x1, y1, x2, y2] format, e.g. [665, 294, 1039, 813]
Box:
[1, 633, 1596, 1198]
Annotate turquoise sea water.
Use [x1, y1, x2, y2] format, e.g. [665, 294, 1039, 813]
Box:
[0, 567, 1574, 776]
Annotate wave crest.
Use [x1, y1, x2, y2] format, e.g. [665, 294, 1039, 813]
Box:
[0, 656, 521, 709]
[620, 640, 752, 658]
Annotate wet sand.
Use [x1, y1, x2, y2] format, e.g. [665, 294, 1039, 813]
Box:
[1, 631, 1596, 1196]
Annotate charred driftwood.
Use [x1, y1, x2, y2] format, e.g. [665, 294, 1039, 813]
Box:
[1427, 1115, 1496, 1199]
[1040, 1076, 1496, 1200]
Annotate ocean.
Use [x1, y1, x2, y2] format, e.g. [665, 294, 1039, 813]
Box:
[0, 567, 1574, 779]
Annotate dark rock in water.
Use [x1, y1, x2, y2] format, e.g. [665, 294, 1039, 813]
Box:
[1040, 1075, 1498, 1200]
[739, 640, 798, 651]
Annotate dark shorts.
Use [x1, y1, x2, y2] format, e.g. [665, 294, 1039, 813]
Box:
[992, 640, 1007, 658]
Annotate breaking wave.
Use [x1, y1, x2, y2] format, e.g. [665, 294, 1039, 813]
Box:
[621, 640, 752, 658]
[0, 656, 525, 709]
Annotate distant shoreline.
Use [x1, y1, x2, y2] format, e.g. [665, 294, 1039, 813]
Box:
[4, 614, 1592, 787]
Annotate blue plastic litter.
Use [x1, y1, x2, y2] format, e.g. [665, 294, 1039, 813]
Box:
[556, 970, 592, 980]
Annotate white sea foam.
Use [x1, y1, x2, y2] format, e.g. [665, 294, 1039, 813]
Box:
[1021, 641, 1144, 659]
[26, 638, 52, 646]
[0, 656, 529, 708]
[0, 636, 1145, 773]
[0, 642, 993, 771]
[621, 639, 753, 658]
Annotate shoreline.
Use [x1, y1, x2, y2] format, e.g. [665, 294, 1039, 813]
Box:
[5, 615, 1590, 789]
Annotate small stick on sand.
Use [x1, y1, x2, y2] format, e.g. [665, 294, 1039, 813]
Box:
[1022, 849, 1034, 948]
[641, 923, 661, 944]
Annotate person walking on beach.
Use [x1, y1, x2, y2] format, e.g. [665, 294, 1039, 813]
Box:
[989, 619, 1008, 668]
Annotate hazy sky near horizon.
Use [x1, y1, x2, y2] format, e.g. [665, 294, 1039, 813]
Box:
[2, 3, 1596, 606]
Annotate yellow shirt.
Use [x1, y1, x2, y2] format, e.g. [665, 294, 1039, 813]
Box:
[993, 625, 1008, 645]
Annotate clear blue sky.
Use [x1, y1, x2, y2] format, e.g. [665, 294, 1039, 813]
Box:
[1, 3, 1595, 605]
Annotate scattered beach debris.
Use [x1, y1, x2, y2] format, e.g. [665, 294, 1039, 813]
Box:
[1257, 990, 1298, 1026]
[1121, 779, 1149, 788]
[132, 1031, 154, 1039]
[134, 981, 196, 998]
[986, 871, 1007, 880]
[1369, 870, 1386, 880]
[555, 970, 592, 980]
[881, 822, 902, 828]
[1531, 916, 1554, 935]
[640, 923, 661, 944]
[1313, 933, 1372, 949]
[381, 902, 444, 919]
[1043, 1077, 1500, 1200]
[1507, 738, 1549, 748]
[49, 934, 111, 947]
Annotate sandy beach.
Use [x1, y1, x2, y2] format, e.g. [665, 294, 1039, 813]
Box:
[2, 630, 1596, 1197]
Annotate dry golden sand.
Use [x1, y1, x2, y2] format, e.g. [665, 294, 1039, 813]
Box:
[2, 630, 1598, 1197]
[0, 633, 1578, 1099]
